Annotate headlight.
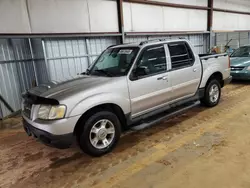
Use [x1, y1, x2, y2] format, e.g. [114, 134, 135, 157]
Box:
[247, 66, 250, 71]
[38, 105, 66, 120]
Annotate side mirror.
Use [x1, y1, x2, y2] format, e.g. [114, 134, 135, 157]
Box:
[131, 66, 147, 80]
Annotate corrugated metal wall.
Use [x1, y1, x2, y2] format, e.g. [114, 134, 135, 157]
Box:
[0, 39, 36, 118]
[216, 32, 250, 50]
[0, 39, 20, 118]
[11, 39, 36, 90]
[125, 34, 209, 54]
[43, 34, 208, 83]
[42, 37, 119, 82]
[189, 34, 210, 54]
[31, 39, 48, 85]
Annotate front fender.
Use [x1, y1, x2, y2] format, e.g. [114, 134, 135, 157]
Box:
[68, 93, 131, 117]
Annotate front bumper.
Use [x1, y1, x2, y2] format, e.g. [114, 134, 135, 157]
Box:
[231, 71, 250, 80]
[23, 118, 74, 149]
[22, 114, 81, 149]
[22, 113, 80, 135]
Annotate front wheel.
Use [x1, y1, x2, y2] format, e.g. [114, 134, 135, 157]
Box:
[78, 111, 121, 157]
[200, 79, 221, 107]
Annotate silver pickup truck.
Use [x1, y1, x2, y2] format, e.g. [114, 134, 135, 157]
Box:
[22, 39, 232, 156]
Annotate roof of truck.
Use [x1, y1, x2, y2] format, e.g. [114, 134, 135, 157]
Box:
[108, 38, 189, 49]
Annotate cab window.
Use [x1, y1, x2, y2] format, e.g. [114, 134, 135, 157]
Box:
[168, 42, 194, 70]
[136, 45, 167, 77]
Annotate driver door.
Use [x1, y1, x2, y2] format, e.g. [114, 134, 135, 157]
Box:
[128, 44, 171, 118]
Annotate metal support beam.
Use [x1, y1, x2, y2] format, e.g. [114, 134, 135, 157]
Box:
[124, 0, 209, 10]
[207, 0, 213, 32]
[126, 31, 210, 36]
[214, 8, 250, 16]
[249, 32, 250, 44]
[28, 38, 39, 86]
[85, 38, 92, 66]
[207, 0, 214, 49]
[117, 0, 125, 44]
[0, 94, 14, 113]
[0, 32, 122, 39]
[0, 104, 2, 119]
[46, 54, 100, 61]
[0, 58, 44, 64]
[41, 40, 51, 82]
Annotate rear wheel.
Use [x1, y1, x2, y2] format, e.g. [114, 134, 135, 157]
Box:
[78, 111, 121, 157]
[200, 79, 221, 107]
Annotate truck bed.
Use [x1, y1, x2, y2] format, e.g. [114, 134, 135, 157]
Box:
[199, 53, 228, 60]
[198, 53, 231, 88]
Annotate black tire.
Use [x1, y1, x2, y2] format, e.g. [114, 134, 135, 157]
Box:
[78, 111, 121, 157]
[200, 79, 221, 107]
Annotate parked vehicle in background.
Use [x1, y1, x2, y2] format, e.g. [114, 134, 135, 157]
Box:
[22, 39, 232, 157]
[230, 45, 250, 80]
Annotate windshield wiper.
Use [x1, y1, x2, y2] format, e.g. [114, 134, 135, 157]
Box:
[94, 69, 113, 77]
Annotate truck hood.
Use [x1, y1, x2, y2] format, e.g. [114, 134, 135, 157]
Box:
[230, 57, 250, 67]
[28, 75, 112, 99]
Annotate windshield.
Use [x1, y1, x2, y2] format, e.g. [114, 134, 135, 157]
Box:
[231, 46, 250, 57]
[88, 47, 139, 77]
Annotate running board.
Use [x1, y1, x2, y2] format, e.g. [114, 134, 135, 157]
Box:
[131, 101, 200, 131]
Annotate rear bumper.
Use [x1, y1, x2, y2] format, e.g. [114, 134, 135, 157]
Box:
[23, 118, 74, 149]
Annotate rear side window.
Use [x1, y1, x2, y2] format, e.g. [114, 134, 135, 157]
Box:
[168, 42, 195, 70]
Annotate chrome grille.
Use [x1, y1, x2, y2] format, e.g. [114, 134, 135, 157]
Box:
[230, 66, 245, 71]
[23, 101, 32, 119]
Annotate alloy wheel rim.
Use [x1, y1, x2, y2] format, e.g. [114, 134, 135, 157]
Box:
[89, 119, 115, 149]
[209, 84, 219, 103]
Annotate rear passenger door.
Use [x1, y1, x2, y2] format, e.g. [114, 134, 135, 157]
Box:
[167, 42, 201, 102]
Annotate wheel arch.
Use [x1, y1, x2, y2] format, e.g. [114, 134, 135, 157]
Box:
[204, 71, 224, 88]
[73, 103, 127, 137]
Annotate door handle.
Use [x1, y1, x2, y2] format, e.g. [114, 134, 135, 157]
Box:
[157, 76, 168, 81]
[162, 76, 168, 80]
[193, 68, 197, 72]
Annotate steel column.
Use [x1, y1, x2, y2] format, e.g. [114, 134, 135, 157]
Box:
[117, 0, 125, 44]
[208, 0, 214, 49]
[85, 38, 92, 66]
[41, 40, 51, 82]
[28, 38, 39, 86]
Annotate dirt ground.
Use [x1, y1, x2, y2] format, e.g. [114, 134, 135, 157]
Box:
[1, 81, 250, 188]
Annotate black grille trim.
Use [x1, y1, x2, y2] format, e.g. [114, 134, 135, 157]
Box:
[230, 66, 245, 71]
[23, 102, 32, 119]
